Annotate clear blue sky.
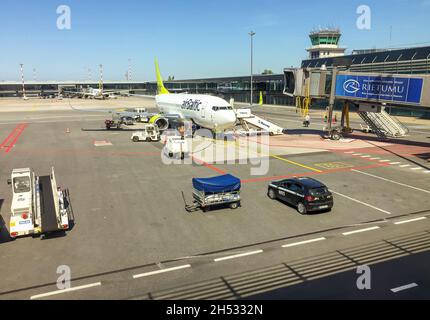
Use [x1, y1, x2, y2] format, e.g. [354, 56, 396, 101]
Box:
[1, 0, 429, 81]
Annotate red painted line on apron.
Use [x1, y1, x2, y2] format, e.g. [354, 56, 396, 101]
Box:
[192, 156, 226, 175]
[0, 124, 24, 150]
[3, 123, 28, 153]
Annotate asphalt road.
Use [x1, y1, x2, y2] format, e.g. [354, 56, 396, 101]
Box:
[0, 97, 429, 299]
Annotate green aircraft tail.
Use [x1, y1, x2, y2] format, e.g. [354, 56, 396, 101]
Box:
[155, 58, 170, 95]
[258, 91, 263, 105]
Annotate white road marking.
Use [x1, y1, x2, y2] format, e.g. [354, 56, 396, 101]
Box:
[389, 162, 401, 165]
[30, 282, 101, 300]
[411, 167, 423, 171]
[282, 237, 326, 248]
[360, 155, 371, 158]
[133, 264, 191, 279]
[342, 226, 380, 236]
[330, 190, 392, 215]
[400, 165, 411, 168]
[391, 283, 418, 293]
[394, 217, 427, 225]
[352, 153, 362, 156]
[352, 170, 430, 195]
[265, 116, 302, 124]
[379, 160, 391, 163]
[370, 157, 381, 160]
[345, 151, 355, 154]
[424, 171, 430, 174]
[214, 250, 263, 262]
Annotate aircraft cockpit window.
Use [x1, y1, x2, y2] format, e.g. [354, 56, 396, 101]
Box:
[212, 106, 233, 111]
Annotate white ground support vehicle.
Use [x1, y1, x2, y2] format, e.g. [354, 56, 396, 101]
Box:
[163, 136, 189, 159]
[133, 108, 149, 122]
[131, 124, 161, 142]
[8, 168, 70, 239]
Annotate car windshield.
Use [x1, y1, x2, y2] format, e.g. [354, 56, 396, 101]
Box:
[13, 177, 31, 193]
[309, 187, 329, 197]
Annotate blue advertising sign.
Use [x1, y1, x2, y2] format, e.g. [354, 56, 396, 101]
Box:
[335, 74, 423, 104]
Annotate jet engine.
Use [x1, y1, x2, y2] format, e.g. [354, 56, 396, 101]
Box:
[149, 115, 169, 131]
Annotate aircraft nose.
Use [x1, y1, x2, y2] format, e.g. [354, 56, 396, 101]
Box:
[214, 111, 237, 130]
[228, 111, 237, 125]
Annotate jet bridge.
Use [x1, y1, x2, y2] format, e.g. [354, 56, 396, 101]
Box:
[284, 67, 430, 139]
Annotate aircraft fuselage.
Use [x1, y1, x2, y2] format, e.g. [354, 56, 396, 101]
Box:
[155, 94, 237, 131]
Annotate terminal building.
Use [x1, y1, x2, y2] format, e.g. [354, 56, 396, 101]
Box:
[301, 45, 430, 75]
[1, 30, 429, 116]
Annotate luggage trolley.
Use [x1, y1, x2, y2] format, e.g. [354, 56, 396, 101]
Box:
[183, 174, 241, 212]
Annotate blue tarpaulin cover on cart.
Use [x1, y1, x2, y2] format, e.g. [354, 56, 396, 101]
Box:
[192, 174, 241, 193]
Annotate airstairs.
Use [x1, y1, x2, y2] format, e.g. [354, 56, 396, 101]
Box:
[235, 108, 284, 135]
[358, 107, 409, 139]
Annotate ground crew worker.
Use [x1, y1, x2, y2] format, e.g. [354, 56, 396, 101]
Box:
[304, 114, 311, 127]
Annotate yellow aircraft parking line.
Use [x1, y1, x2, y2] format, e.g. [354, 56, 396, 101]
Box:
[270, 154, 322, 173]
[200, 137, 322, 173]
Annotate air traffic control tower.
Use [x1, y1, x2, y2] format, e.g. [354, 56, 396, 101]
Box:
[307, 28, 346, 59]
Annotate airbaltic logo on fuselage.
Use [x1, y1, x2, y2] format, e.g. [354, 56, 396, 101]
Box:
[343, 79, 360, 94]
[182, 99, 202, 111]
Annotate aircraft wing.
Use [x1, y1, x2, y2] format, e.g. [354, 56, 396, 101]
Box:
[163, 114, 182, 119]
[68, 103, 160, 119]
[126, 93, 156, 99]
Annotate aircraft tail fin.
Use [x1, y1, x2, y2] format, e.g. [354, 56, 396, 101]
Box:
[258, 91, 263, 105]
[155, 58, 170, 95]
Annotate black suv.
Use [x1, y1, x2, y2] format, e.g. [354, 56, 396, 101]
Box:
[268, 177, 333, 214]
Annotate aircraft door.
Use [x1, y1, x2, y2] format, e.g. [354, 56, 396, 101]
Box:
[200, 101, 207, 120]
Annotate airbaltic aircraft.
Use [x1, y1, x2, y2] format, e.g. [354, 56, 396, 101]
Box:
[70, 59, 238, 132]
[148, 59, 237, 132]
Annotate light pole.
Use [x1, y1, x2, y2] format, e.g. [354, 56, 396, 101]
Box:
[19, 64, 27, 99]
[249, 31, 256, 106]
[128, 58, 132, 82]
[99, 64, 104, 92]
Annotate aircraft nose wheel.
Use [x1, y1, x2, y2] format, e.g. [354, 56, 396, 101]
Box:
[328, 128, 342, 141]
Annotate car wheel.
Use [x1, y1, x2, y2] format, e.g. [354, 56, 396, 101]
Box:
[132, 136, 139, 142]
[230, 202, 239, 209]
[297, 202, 307, 215]
[146, 137, 152, 142]
[268, 188, 276, 200]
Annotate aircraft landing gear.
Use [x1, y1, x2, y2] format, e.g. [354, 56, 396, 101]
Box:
[326, 128, 343, 141]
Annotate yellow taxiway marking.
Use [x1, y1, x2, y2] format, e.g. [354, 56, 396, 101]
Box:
[200, 137, 322, 172]
[271, 155, 322, 173]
